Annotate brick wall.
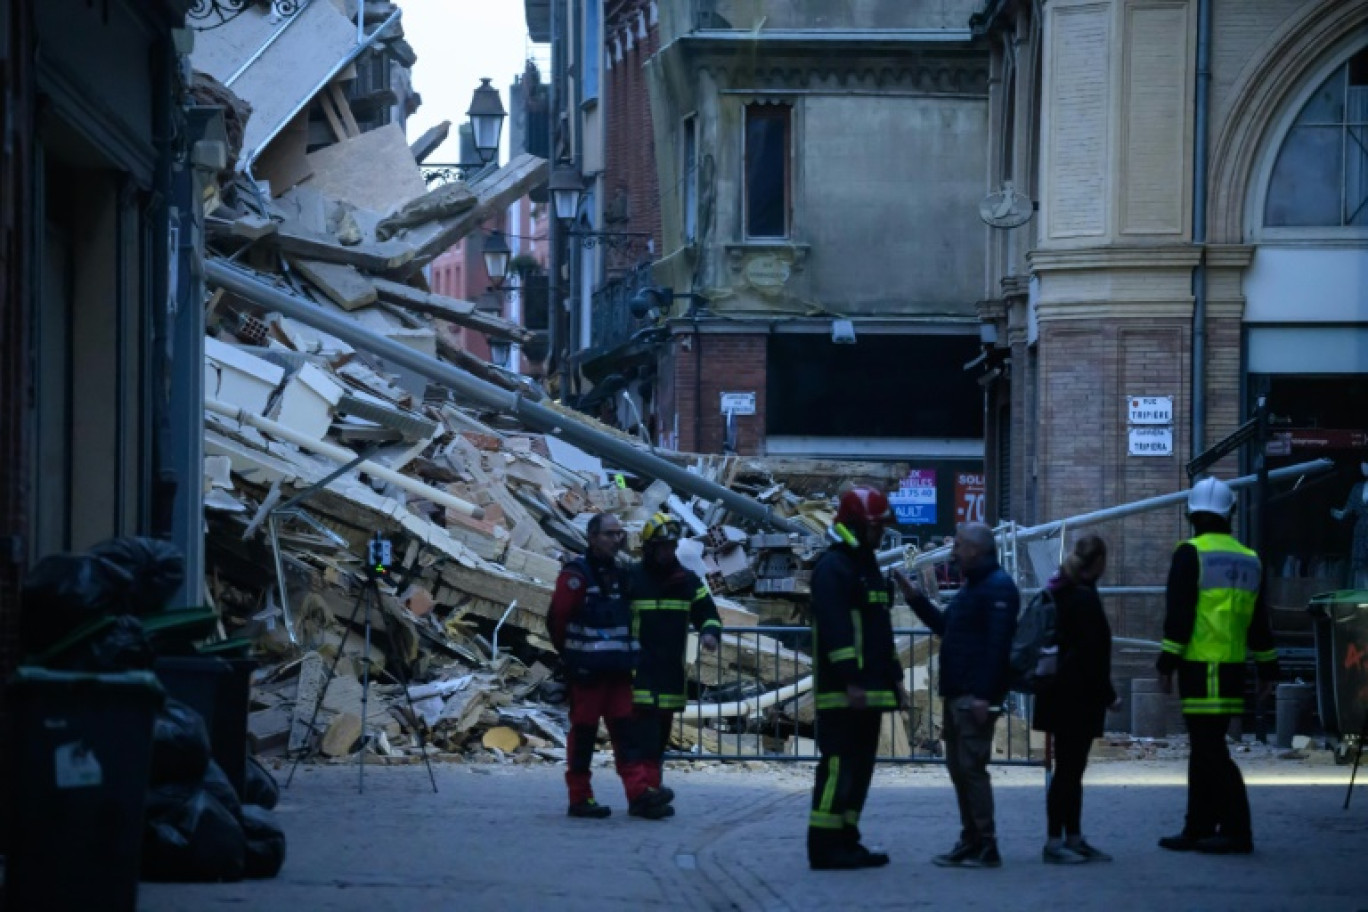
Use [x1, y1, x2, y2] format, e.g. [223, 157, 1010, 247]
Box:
[603, 0, 662, 259]
[672, 331, 768, 455]
[1036, 317, 1193, 638]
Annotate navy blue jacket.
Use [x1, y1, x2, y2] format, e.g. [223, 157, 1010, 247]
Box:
[907, 560, 1019, 704]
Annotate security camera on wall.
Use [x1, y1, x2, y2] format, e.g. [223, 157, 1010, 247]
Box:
[831, 319, 856, 345]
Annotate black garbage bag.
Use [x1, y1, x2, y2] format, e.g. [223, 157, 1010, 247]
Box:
[142, 784, 246, 883]
[150, 699, 212, 786]
[243, 755, 280, 810]
[90, 536, 185, 614]
[84, 614, 154, 671]
[240, 804, 287, 878]
[19, 553, 132, 655]
[203, 759, 243, 822]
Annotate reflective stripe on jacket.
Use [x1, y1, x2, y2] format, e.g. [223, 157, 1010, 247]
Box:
[810, 534, 901, 711]
[560, 557, 637, 675]
[628, 563, 722, 709]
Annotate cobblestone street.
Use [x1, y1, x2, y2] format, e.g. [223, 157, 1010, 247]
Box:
[140, 754, 1366, 912]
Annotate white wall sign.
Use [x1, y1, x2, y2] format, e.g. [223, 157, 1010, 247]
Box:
[720, 391, 756, 415]
[1127, 396, 1173, 425]
[1129, 427, 1174, 457]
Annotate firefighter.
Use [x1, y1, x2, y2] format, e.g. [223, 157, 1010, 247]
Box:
[1156, 476, 1279, 854]
[548, 512, 641, 818]
[627, 511, 722, 819]
[807, 487, 906, 870]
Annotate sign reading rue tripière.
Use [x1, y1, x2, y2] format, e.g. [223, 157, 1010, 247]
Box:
[1127, 396, 1173, 425]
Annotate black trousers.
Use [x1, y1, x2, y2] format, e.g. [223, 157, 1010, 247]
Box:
[1184, 714, 1251, 840]
[1047, 730, 1093, 838]
[808, 708, 882, 857]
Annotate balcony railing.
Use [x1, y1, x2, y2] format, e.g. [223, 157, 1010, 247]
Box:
[587, 262, 655, 358]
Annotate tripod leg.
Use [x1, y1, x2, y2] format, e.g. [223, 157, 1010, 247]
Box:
[359, 583, 374, 795]
[377, 589, 439, 793]
[1345, 721, 1366, 811]
[285, 582, 368, 788]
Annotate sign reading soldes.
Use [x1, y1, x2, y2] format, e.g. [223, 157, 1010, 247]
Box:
[955, 473, 986, 524]
[890, 469, 937, 525]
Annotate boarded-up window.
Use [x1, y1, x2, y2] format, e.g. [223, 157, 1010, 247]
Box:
[745, 104, 790, 238]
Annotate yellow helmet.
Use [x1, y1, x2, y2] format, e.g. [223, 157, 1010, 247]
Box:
[641, 512, 682, 544]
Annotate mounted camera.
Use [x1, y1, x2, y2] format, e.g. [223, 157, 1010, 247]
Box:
[367, 532, 394, 580]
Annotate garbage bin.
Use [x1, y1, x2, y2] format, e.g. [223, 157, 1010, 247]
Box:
[1307, 590, 1368, 740]
[153, 656, 255, 796]
[4, 668, 164, 912]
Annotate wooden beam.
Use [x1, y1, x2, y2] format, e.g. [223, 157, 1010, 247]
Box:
[289, 258, 378, 311]
[328, 81, 362, 138]
[408, 153, 550, 268]
[372, 277, 534, 343]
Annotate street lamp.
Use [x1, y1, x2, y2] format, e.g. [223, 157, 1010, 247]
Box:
[482, 230, 511, 289]
[548, 163, 585, 222]
[486, 335, 512, 368]
[467, 78, 506, 164]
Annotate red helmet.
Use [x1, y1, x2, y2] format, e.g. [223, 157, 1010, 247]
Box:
[835, 487, 894, 529]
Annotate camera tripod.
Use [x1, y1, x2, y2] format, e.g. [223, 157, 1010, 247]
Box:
[285, 569, 438, 795]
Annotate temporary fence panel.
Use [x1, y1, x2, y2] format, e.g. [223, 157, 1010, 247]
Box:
[665, 626, 1043, 766]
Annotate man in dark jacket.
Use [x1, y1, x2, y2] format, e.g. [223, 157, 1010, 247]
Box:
[895, 522, 1019, 868]
[807, 487, 906, 870]
[1156, 477, 1278, 855]
[627, 512, 721, 819]
[548, 513, 641, 818]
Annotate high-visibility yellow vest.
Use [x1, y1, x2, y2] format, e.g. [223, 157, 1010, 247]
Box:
[1184, 534, 1261, 664]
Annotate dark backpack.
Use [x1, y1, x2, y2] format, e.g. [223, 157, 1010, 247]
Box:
[1008, 589, 1058, 693]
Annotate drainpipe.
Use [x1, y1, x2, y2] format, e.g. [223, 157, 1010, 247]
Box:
[693, 306, 703, 452]
[1191, 0, 1212, 457]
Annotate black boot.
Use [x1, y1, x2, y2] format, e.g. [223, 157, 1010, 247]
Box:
[1157, 831, 1206, 852]
[932, 839, 978, 867]
[629, 788, 674, 820]
[567, 799, 611, 819]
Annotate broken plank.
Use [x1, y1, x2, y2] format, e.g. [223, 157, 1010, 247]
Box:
[276, 224, 416, 272]
[407, 153, 549, 268]
[290, 258, 378, 311]
[372, 277, 533, 342]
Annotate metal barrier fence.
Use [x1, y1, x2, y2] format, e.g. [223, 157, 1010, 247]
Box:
[665, 626, 1044, 766]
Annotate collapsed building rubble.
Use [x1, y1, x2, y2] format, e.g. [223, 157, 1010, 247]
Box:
[185, 3, 969, 767]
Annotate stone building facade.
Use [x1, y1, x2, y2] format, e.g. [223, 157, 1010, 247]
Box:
[974, 0, 1368, 636]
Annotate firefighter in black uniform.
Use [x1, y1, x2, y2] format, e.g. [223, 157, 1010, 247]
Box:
[807, 487, 906, 870]
[627, 512, 722, 819]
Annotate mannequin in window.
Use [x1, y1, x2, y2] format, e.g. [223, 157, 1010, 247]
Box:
[1331, 462, 1368, 588]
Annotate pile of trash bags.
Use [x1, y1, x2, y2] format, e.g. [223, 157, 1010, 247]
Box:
[19, 535, 184, 669]
[143, 699, 286, 882]
[18, 535, 288, 882]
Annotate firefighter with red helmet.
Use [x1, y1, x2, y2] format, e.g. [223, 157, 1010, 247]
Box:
[626, 511, 722, 819]
[807, 486, 906, 869]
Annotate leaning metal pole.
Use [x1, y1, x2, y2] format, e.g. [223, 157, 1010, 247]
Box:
[206, 259, 802, 533]
[880, 457, 1335, 569]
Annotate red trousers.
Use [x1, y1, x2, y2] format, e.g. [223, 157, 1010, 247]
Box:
[633, 706, 675, 789]
[565, 675, 651, 804]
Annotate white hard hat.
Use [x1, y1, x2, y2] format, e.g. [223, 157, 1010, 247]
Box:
[1188, 476, 1235, 518]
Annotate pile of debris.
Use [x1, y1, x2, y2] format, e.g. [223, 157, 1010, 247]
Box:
[186, 3, 965, 765]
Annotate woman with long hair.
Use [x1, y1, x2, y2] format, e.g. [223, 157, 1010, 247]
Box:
[1033, 533, 1120, 864]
